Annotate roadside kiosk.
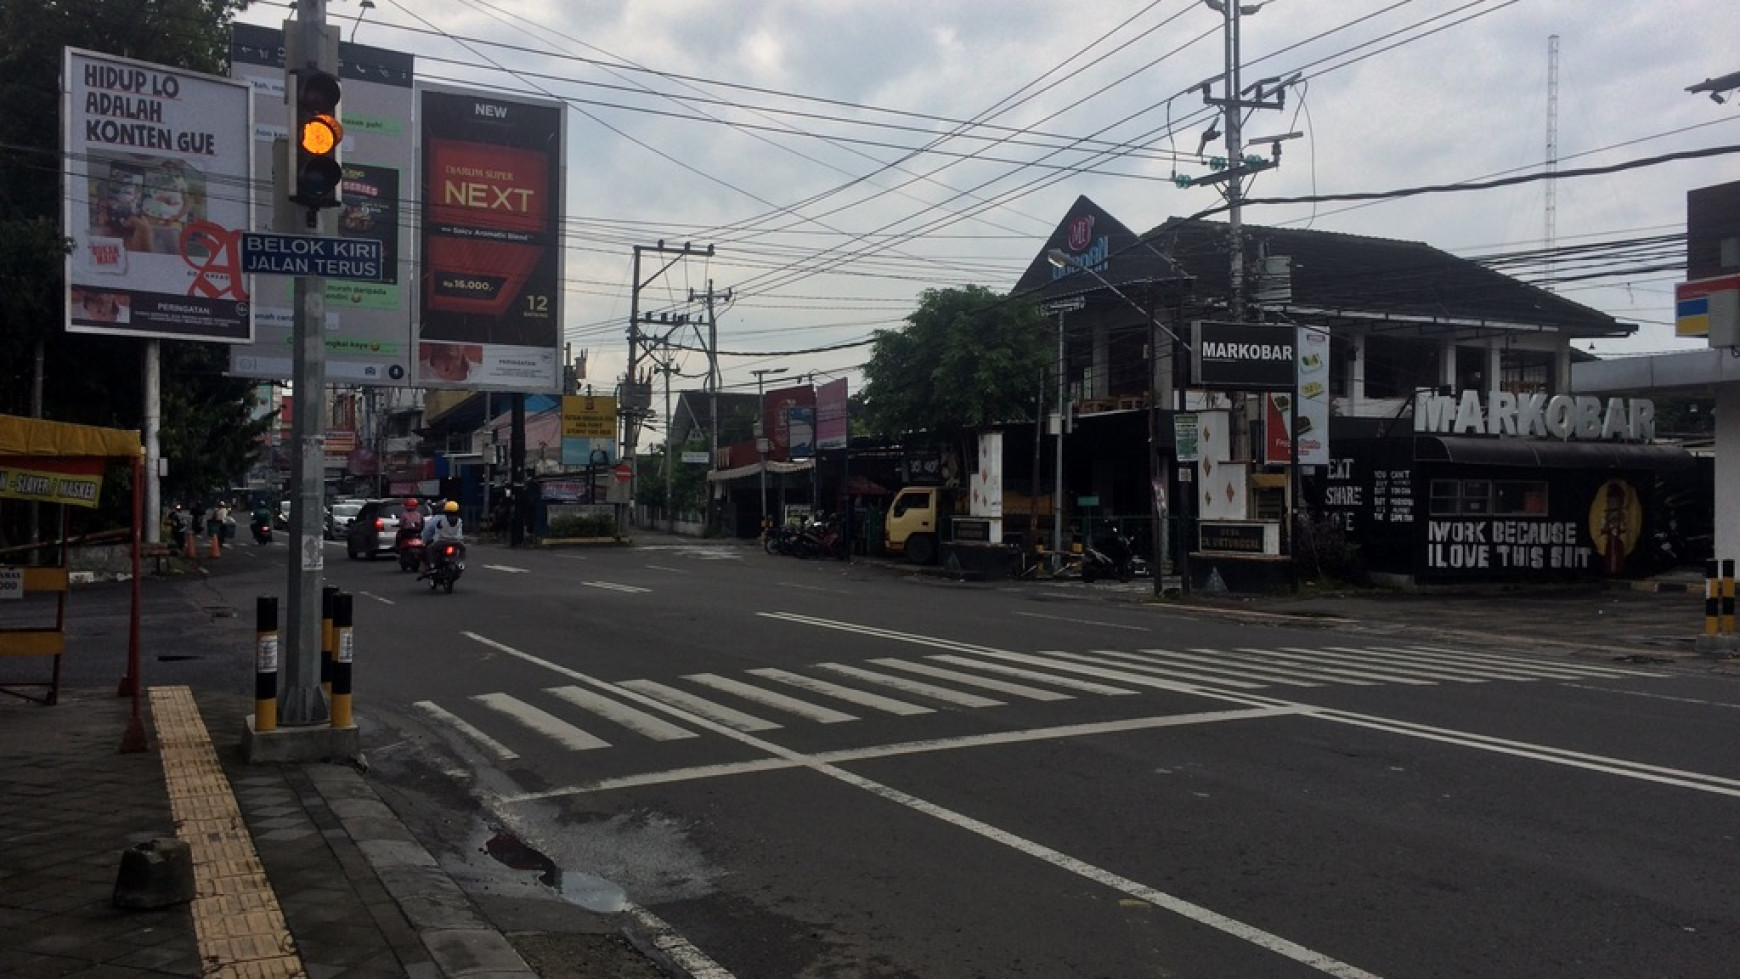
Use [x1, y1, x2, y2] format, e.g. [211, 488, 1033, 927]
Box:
[0, 416, 145, 742]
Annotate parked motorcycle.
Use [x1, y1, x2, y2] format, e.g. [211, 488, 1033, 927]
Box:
[395, 526, 423, 572]
[418, 540, 466, 593]
[1079, 526, 1136, 583]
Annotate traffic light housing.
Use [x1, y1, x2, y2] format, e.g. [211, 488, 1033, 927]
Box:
[290, 70, 343, 216]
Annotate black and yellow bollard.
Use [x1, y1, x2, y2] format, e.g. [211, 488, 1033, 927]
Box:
[1705, 560, 1720, 636]
[331, 592, 354, 729]
[321, 585, 338, 700]
[1723, 559, 1736, 636]
[254, 596, 279, 732]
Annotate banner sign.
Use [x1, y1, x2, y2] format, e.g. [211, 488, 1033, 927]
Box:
[65, 48, 253, 343]
[228, 23, 415, 384]
[1191, 321, 1297, 389]
[1296, 326, 1330, 465]
[560, 395, 616, 467]
[0, 461, 105, 508]
[417, 86, 564, 392]
[816, 377, 849, 451]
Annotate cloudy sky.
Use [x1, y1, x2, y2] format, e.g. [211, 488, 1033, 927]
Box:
[240, 0, 1739, 424]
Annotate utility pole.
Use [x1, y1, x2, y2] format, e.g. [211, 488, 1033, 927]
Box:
[280, 0, 340, 727]
[623, 242, 712, 488]
[690, 281, 731, 532]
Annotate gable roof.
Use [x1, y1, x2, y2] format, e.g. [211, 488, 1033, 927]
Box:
[1142, 217, 1634, 338]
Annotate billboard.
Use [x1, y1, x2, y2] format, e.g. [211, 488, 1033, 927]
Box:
[417, 86, 564, 392]
[816, 377, 848, 451]
[64, 49, 253, 342]
[560, 394, 616, 467]
[226, 23, 416, 384]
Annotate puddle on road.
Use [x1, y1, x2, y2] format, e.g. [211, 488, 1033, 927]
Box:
[485, 830, 626, 913]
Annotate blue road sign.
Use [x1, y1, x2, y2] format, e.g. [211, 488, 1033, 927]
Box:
[241, 233, 384, 281]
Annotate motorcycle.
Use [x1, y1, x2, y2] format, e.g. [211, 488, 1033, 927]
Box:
[418, 540, 466, 593]
[1079, 526, 1136, 583]
[395, 525, 423, 572]
[250, 514, 273, 545]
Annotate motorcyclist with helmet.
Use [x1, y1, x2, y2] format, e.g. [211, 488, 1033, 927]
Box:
[420, 500, 463, 573]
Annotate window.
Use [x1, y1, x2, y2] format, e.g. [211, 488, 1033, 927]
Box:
[1499, 349, 1554, 395]
[1363, 335, 1440, 399]
[1430, 479, 1548, 516]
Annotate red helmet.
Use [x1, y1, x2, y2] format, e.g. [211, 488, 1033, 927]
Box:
[405, 498, 418, 507]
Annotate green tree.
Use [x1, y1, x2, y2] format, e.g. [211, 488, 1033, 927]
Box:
[0, 0, 266, 525]
[859, 285, 1049, 459]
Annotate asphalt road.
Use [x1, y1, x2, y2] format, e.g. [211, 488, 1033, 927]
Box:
[27, 535, 1740, 978]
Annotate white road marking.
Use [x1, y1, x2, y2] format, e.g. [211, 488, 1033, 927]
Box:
[357, 591, 396, 605]
[508, 707, 1300, 801]
[624, 904, 738, 979]
[1557, 683, 1740, 709]
[928, 654, 1139, 695]
[1013, 609, 1150, 631]
[414, 700, 518, 761]
[1278, 646, 1486, 684]
[1321, 645, 1543, 681]
[483, 563, 530, 573]
[472, 692, 610, 750]
[545, 685, 698, 741]
[582, 580, 651, 593]
[776, 582, 853, 594]
[751, 667, 937, 714]
[868, 658, 1075, 701]
[461, 630, 1381, 978]
[687, 672, 861, 723]
[815, 662, 1005, 708]
[645, 564, 688, 573]
[1126, 648, 1326, 687]
[618, 678, 782, 732]
[1235, 647, 1434, 685]
[1398, 643, 1667, 678]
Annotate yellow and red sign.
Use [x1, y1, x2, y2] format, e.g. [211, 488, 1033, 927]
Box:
[0, 458, 105, 508]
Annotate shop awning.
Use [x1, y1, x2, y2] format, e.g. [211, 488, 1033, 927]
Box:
[0, 414, 141, 459]
[706, 459, 815, 483]
[1415, 436, 1694, 470]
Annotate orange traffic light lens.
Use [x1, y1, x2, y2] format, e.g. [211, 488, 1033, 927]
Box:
[300, 114, 341, 155]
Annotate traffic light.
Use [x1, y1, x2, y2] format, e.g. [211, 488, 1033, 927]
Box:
[290, 70, 343, 215]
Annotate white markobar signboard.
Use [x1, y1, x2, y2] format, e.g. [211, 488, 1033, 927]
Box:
[64, 48, 252, 343]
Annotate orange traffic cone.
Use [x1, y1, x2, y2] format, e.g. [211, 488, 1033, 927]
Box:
[208, 532, 221, 559]
[182, 534, 195, 559]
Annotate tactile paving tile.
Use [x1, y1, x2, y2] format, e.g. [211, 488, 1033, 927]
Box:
[150, 686, 306, 976]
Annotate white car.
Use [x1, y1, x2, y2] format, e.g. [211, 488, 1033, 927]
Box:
[328, 501, 365, 540]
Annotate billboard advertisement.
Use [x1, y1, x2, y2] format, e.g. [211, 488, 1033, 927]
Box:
[64, 49, 252, 342]
[816, 377, 848, 451]
[226, 23, 416, 384]
[417, 86, 564, 392]
[560, 394, 617, 467]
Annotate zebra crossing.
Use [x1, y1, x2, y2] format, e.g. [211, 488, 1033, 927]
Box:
[414, 643, 1670, 757]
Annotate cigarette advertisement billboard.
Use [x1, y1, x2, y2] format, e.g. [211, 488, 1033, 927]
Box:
[226, 23, 416, 384]
[64, 49, 253, 342]
[417, 86, 563, 393]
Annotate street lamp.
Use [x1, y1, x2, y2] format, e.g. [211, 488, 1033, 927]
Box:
[752, 367, 787, 538]
[1040, 298, 1082, 570]
[1047, 248, 1194, 593]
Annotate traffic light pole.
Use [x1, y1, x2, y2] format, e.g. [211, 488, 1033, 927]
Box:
[280, 1, 338, 726]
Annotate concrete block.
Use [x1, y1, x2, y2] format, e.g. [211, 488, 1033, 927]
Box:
[241, 716, 361, 764]
[113, 838, 194, 910]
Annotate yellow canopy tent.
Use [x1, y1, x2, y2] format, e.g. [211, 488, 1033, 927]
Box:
[0, 415, 145, 742]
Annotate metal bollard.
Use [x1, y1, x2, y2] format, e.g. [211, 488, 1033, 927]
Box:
[331, 592, 354, 729]
[321, 585, 338, 699]
[255, 596, 279, 732]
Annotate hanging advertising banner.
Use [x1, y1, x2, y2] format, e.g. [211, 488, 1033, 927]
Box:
[1296, 325, 1330, 465]
[417, 86, 564, 393]
[786, 406, 815, 460]
[0, 458, 106, 508]
[227, 23, 416, 384]
[64, 49, 252, 342]
[560, 395, 617, 467]
[816, 377, 849, 451]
